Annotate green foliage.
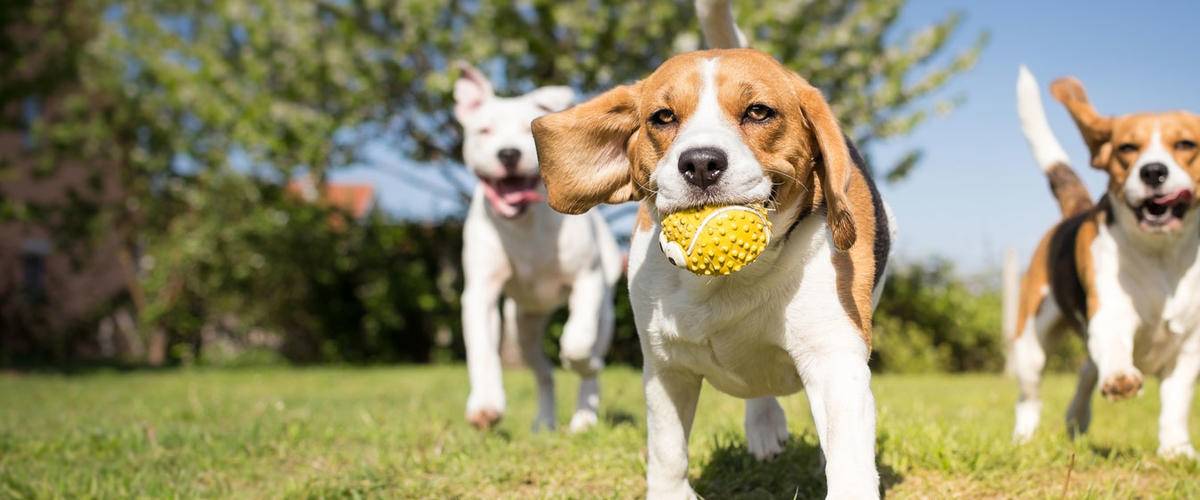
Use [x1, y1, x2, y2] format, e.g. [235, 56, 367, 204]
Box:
[872, 259, 1005, 373]
[138, 172, 463, 363]
[97, 0, 985, 177]
[2, 367, 1197, 497]
[871, 259, 1086, 373]
[3, 0, 985, 366]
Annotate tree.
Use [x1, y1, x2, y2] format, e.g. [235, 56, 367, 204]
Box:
[2, 0, 984, 365]
[102, 0, 983, 181]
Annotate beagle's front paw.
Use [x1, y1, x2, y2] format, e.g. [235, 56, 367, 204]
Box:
[1100, 369, 1143, 401]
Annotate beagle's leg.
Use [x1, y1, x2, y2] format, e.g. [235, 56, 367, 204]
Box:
[744, 397, 789, 461]
[462, 268, 508, 430]
[1065, 356, 1098, 438]
[508, 298, 556, 432]
[797, 346, 879, 499]
[1088, 304, 1144, 401]
[1012, 297, 1057, 442]
[643, 365, 702, 500]
[1157, 335, 1200, 459]
[561, 269, 615, 432]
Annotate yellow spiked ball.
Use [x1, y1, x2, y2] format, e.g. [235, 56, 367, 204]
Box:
[658, 204, 771, 276]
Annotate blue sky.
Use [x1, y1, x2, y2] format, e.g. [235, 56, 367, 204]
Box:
[333, 0, 1200, 272]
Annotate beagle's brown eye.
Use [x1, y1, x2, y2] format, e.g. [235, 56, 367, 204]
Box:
[1175, 139, 1197, 151]
[743, 104, 775, 123]
[1117, 143, 1140, 154]
[650, 109, 676, 126]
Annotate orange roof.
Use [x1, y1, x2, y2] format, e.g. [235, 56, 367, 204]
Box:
[323, 183, 375, 218]
[287, 178, 375, 219]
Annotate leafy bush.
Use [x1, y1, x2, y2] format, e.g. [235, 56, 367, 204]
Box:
[871, 259, 1005, 373]
[871, 258, 1084, 373]
[140, 173, 464, 365]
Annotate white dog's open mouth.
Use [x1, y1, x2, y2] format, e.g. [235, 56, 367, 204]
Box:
[1134, 189, 1193, 231]
[481, 175, 542, 218]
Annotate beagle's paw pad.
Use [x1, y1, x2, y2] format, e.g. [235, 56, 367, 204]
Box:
[1100, 371, 1143, 401]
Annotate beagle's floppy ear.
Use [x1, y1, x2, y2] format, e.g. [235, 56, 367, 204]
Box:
[796, 82, 857, 252]
[1050, 77, 1113, 169]
[531, 84, 643, 215]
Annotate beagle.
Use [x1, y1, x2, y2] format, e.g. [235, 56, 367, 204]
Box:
[1010, 67, 1200, 459]
[453, 63, 623, 433]
[532, 40, 893, 500]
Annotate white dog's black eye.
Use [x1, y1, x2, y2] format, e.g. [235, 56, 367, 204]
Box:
[1117, 143, 1139, 154]
[1175, 139, 1197, 151]
[478, 126, 492, 135]
[743, 104, 775, 123]
[650, 109, 676, 126]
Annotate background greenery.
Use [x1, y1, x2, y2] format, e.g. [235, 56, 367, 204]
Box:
[0, 0, 1075, 374]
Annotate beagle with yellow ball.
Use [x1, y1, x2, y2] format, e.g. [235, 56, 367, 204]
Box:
[530, 3, 894, 496]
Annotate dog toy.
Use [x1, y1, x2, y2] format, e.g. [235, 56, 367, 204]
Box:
[659, 204, 771, 275]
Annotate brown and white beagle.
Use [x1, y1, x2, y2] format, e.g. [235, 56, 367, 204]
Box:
[532, 45, 893, 498]
[1010, 67, 1200, 460]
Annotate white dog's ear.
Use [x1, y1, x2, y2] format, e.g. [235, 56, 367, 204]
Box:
[454, 61, 494, 123]
[526, 86, 575, 113]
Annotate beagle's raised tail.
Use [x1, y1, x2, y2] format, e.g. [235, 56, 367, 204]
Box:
[1017, 65, 1092, 218]
[695, 0, 747, 49]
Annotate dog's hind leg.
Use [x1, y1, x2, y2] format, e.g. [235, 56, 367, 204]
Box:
[1012, 297, 1058, 442]
[744, 397, 788, 461]
[1065, 356, 1098, 438]
[1157, 335, 1200, 459]
[508, 298, 556, 432]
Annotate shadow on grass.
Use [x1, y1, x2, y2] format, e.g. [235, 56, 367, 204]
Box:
[604, 409, 638, 428]
[694, 432, 901, 499]
[1087, 443, 1142, 460]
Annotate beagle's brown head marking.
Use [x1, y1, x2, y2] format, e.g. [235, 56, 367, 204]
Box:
[1051, 77, 1200, 232]
[532, 48, 858, 251]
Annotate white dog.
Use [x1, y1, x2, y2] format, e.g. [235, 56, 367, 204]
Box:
[453, 63, 623, 433]
[531, 1, 893, 497]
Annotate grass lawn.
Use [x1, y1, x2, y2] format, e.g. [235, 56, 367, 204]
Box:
[1, 365, 1198, 499]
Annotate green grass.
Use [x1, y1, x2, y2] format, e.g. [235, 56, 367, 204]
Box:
[1, 366, 1197, 499]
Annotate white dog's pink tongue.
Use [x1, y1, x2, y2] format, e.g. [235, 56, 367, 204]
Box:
[482, 177, 542, 217]
[501, 189, 542, 205]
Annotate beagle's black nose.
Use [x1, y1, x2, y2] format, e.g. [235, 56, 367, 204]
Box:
[497, 148, 522, 170]
[678, 147, 727, 189]
[1140, 162, 1168, 187]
